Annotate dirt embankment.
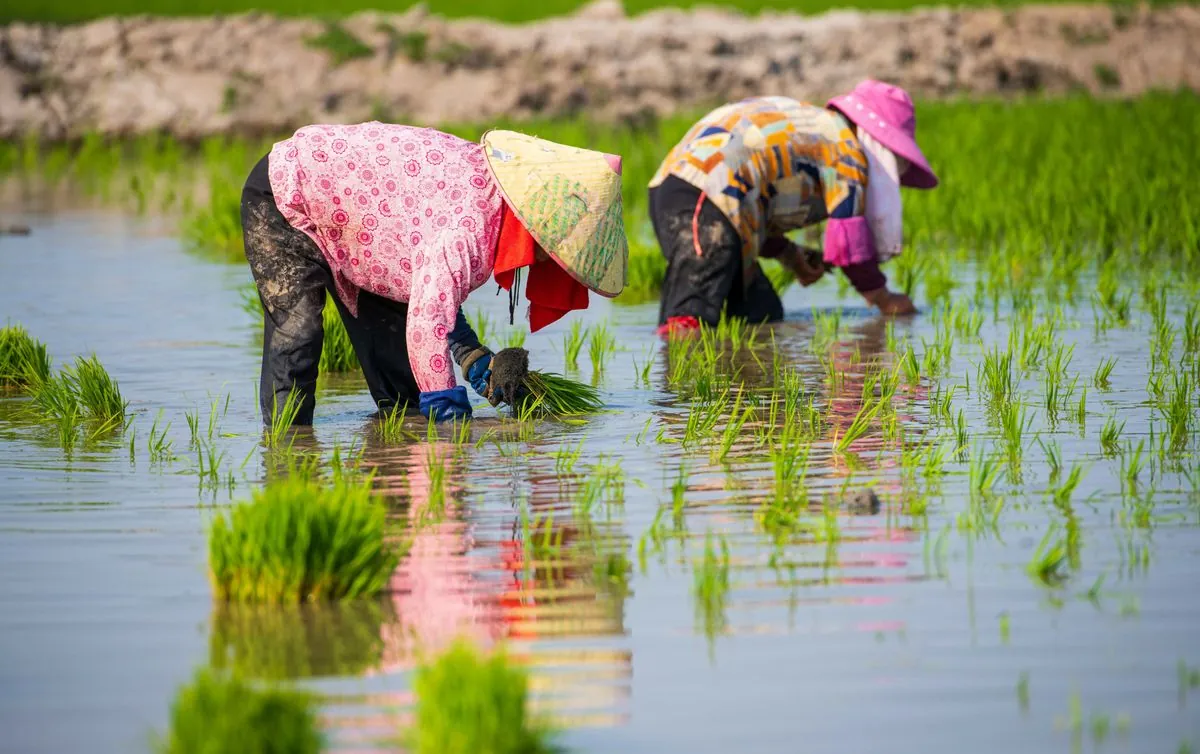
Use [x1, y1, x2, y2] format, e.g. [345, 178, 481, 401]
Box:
[1, 0, 1197, 140]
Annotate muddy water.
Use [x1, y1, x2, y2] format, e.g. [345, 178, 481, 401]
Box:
[1, 212, 1198, 754]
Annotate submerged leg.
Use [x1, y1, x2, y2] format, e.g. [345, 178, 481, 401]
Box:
[331, 290, 421, 415]
[241, 155, 330, 425]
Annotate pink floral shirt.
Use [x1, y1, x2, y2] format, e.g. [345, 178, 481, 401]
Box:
[268, 122, 504, 393]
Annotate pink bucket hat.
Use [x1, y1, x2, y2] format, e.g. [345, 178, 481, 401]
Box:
[828, 80, 938, 190]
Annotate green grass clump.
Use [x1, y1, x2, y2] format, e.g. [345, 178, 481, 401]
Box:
[521, 371, 603, 416]
[32, 354, 128, 443]
[153, 666, 322, 754]
[319, 299, 359, 372]
[409, 639, 556, 754]
[0, 325, 51, 391]
[208, 475, 402, 603]
[305, 22, 374, 66]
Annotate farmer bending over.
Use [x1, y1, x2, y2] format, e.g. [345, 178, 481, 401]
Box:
[241, 123, 628, 424]
[648, 80, 938, 334]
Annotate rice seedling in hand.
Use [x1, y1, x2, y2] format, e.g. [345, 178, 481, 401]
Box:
[152, 666, 322, 754]
[208, 474, 401, 603]
[561, 320, 585, 369]
[520, 371, 603, 416]
[505, 329, 527, 349]
[0, 325, 51, 391]
[409, 639, 557, 754]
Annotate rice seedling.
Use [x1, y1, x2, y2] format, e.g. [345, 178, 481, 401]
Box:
[467, 309, 492, 345]
[553, 439, 584, 474]
[1099, 414, 1125, 456]
[561, 319, 585, 369]
[408, 639, 556, 754]
[1049, 463, 1085, 509]
[265, 386, 305, 449]
[151, 666, 321, 754]
[374, 400, 411, 444]
[504, 329, 527, 349]
[1028, 523, 1070, 587]
[1093, 356, 1117, 390]
[520, 371, 603, 416]
[1075, 387, 1088, 429]
[208, 474, 401, 603]
[711, 390, 753, 464]
[980, 345, 1016, 406]
[588, 321, 616, 375]
[693, 531, 731, 643]
[834, 400, 881, 458]
[998, 398, 1032, 469]
[1038, 438, 1062, 480]
[1161, 372, 1194, 453]
[952, 408, 969, 453]
[969, 450, 1002, 500]
[1121, 440, 1145, 492]
[1183, 302, 1200, 355]
[631, 349, 653, 388]
[318, 299, 358, 372]
[0, 324, 51, 390]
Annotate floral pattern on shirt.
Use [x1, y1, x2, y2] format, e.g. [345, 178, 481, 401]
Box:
[268, 122, 504, 393]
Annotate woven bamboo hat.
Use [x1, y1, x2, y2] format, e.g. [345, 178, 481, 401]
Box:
[481, 130, 628, 297]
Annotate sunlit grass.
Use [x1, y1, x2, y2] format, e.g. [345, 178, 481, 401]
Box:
[152, 666, 322, 754]
[208, 474, 403, 603]
[408, 639, 558, 754]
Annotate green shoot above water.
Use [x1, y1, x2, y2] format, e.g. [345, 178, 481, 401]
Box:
[208, 474, 402, 603]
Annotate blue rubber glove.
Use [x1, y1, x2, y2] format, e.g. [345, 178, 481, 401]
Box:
[465, 352, 492, 399]
[418, 386, 472, 423]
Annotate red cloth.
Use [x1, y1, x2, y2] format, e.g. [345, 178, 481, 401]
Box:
[492, 204, 589, 332]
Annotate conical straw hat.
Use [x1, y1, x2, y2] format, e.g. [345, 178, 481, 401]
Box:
[481, 130, 628, 298]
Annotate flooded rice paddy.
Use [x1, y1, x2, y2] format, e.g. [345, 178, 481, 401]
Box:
[2, 210, 1199, 754]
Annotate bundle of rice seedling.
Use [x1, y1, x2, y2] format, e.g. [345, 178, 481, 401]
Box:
[208, 474, 401, 603]
[0, 325, 51, 391]
[521, 370, 603, 416]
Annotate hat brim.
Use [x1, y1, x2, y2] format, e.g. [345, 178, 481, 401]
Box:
[828, 97, 939, 190]
[481, 129, 628, 298]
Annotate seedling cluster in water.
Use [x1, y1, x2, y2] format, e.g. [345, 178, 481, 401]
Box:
[3, 92, 1200, 753]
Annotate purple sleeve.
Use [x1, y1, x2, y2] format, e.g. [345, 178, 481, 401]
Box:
[840, 261, 887, 294]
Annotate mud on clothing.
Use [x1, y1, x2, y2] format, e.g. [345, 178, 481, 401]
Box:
[242, 154, 484, 425]
[650, 175, 783, 326]
[649, 176, 886, 326]
[266, 121, 504, 394]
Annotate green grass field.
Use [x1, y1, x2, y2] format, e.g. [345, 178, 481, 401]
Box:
[4, 92, 1199, 308]
[0, 0, 1175, 25]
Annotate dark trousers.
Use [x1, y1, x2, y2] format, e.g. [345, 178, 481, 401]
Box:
[241, 154, 480, 425]
[650, 175, 783, 327]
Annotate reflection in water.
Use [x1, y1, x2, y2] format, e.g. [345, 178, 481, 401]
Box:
[653, 313, 924, 646]
[210, 600, 393, 680]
